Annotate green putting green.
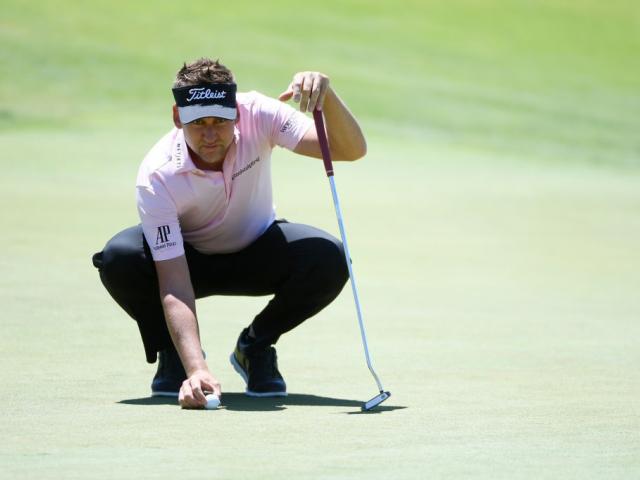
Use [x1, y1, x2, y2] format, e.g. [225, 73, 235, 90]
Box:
[1, 0, 638, 478]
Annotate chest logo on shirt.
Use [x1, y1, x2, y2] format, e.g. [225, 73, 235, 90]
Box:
[232, 157, 260, 181]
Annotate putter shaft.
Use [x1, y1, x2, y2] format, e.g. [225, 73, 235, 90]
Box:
[313, 109, 389, 399]
[327, 175, 385, 393]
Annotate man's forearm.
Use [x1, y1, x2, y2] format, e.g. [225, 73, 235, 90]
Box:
[161, 293, 208, 376]
[322, 88, 367, 161]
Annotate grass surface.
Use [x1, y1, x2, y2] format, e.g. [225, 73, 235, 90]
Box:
[1, 1, 639, 479]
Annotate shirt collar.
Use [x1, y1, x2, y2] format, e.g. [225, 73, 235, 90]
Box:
[172, 129, 197, 174]
[233, 124, 240, 144]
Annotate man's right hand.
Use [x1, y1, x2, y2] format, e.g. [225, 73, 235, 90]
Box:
[178, 369, 222, 409]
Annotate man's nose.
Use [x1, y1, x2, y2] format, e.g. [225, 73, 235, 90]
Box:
[203, 125, 218, 141]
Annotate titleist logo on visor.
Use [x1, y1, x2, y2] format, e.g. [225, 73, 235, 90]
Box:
[186, 88, 227, 102]
[172, 83, 237, 107]
[172, 83, 237, 122]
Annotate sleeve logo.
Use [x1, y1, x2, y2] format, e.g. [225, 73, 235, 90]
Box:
[153, 225, 176, 251]
[280, 118, 296, 133]
[156, 225, 171, 244]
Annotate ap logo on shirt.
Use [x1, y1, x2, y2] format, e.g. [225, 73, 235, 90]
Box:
[153, 225, 176, 251]
[156, 225, 171, 244]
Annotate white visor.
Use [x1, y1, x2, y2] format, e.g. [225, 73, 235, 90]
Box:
[178, 104, 237, 124]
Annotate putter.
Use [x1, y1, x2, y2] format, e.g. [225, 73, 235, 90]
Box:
[313, 108, 391, 412]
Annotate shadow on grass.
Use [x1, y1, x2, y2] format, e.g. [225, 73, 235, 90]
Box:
[118, 392, 406, 413]
[119, 396, 178, 406]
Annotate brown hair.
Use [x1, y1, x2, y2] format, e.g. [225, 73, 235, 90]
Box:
[173, 58, 235, 88]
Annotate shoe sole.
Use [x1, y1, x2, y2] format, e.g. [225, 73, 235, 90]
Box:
[229, 353, 288, 397]
[150, 391, 179, 398]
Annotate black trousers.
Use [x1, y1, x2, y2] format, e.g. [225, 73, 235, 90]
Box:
[92, 220, 348, 363]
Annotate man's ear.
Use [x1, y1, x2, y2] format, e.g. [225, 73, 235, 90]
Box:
[172, 105, 183, 128]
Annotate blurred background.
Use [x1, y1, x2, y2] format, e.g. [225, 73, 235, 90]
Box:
[3, 0, 638, 163]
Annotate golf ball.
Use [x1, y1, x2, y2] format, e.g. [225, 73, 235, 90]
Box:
[205, 393, 220, 410]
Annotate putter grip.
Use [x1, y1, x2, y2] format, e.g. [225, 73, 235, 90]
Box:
[313, 109, 334, 177]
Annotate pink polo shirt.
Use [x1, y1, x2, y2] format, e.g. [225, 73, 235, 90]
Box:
[136, 91, 313, 261]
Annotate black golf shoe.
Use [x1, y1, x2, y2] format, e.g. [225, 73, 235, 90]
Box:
[229, 328, 287, 397]
[150, 346, 186, 397]
[150, 347, 208, 397]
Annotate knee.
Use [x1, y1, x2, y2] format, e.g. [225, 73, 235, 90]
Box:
[97, 228, 152, 286]
[101, 240, 136, 279]
[309, 238, 349, 293]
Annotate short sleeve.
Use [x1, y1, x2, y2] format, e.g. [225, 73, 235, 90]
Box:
[272, 106, 313, 150]
[136, 183, 185, 261]
[251, 93, 313, 151]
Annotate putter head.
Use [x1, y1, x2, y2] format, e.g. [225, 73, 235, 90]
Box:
[362, 391, 391, 411]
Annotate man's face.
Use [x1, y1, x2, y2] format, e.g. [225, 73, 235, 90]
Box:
[173, 106, 236, 166]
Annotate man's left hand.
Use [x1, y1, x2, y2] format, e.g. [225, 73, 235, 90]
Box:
[279, 72, 330, 113]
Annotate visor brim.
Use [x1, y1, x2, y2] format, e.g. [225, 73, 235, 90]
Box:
[178, 104, 237, 124]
